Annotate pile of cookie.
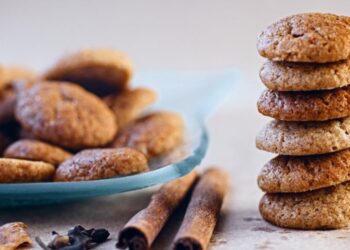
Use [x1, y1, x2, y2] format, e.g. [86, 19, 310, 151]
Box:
[0, 48, 183, 183]
[256, 13, 350, 229]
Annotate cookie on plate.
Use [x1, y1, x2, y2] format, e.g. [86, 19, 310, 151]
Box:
[260, 60, 350, 91]
[256, 117, 350, 156]
[259, 181, 350, 229]
[257, 13, 350, 63]
[104, 87, 157, 128]
[4, 139, 72, 166]
[258, 149, 350, 193]
[0, 158, 55, 183]
[15, 82, 117, 149]
[54, 148, 148, 182]
[257, 85, 350, 121]
[43, 48, 133, 96]
[113, 112, 184, 158]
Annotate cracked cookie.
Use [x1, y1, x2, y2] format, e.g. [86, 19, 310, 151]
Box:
[259, 181, 350, 229]
[0, 158, 55, 183]
[258, 149, 350, 193]
[4, 139, 72, 166]
[43, 48, 133, 96]
[260, 60, 350, 91]
[15, 81, 117, 149]
[257, 85, 350, 121]
[112, 112, 184, 158]
[54, 148, 148, 182]
[257, 13, 350, 63]
[256, 117, 350, 155]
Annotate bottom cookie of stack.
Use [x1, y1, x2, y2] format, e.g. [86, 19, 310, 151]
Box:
[259, 181, 350, 229]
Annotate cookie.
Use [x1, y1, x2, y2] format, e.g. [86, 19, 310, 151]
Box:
[256, 117, 350, 156]
[0, 158, 55, 183]
[4, 139, 72, 166]
[257, 13, 350, 63]
[0, 65, 36, 91]
[0, 85, 17, 125]
[257, 85, 350, 121]
[43, 48, 133, 96]
[15, 82, 117, 149]
[258, 149, 350, 193]
[112, 112, 184, 158]
[260, 60, 350, 91]
[54, 148, 148, 182]
[259, 181, 350, 229]
[104, 87, 157, 128]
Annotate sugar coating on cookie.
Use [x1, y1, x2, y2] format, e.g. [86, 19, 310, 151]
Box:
[257, 13, 350, 63]
[259, 181, 350, 229]
[54, 148, 149, 181]
[113, 111, 184, 158]
[104, 87, 157, 128]
[4, 139, 72, 166]
[260, 60, 350, 91]
[43, 48, 133, 96]
[15, 81, 118, 149]
[257, 85, 350, 121]
[258, 149, 350, 193]
[0, 158, 55, 183]
[256, 117, 350, 156]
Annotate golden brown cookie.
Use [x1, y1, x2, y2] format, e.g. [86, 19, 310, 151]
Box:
[112, 112, 184, 158]
[259, 181, 350, 229]
[0, 65, 36, 91]
[257, 13, 350, 63]
[0, 158, 55, 183]
[257, 86, 350, 121]
[260, 60, 350, 91]
[0, 222, 32, 249]
[256, 117, 350, 156]
[104, 87, 157, 128]
[43, 48, 133, 96]
[4, 139, 72, 166]
[15, 82, 117, 149]
[54, 148, 148, 182]
[258, 149, 350, 193]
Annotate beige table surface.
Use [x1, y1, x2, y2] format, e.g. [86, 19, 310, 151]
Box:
[1, 1, 350, 249]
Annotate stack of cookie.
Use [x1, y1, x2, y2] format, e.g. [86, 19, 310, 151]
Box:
[255, 13, 350, 229]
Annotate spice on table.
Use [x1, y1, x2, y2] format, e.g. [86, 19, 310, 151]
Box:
[116, 170, 198, 250]
[173, 167, 229, 250]
[36, 225, 110, 250]
[0, 222, 32, 250]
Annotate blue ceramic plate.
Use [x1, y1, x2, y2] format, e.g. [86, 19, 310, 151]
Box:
[0, 70, 237, 207]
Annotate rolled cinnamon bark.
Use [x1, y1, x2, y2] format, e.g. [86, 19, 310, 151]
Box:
[116, 170, 198, 250]
[173, 168, 229, 250]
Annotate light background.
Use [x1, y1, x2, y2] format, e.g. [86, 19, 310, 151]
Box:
[1, 1, 350, 249]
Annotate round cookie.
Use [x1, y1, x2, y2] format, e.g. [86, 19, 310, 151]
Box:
[4, 139, 72, 166]
[257, 85, 350, 121]
[259, 181, 350, 229]
[43, 48, 133, 96]
[256, 117, 350, 156]
[257, 13, 350, 63]
[0, 158, 55, 183]
[15, 81, 117, 149]
[112, 112, 184, 158]
[54, 148, 149, 182]
[260, 60, 350, 91]
[104, 87, 157, 128]
[258, 149, 350, 193]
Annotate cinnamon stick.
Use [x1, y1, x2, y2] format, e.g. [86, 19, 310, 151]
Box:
[173, 167, 229, 250]
[116, 170, 198, 250]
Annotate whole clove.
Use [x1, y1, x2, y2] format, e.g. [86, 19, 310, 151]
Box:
[36, 225, 110, 250]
